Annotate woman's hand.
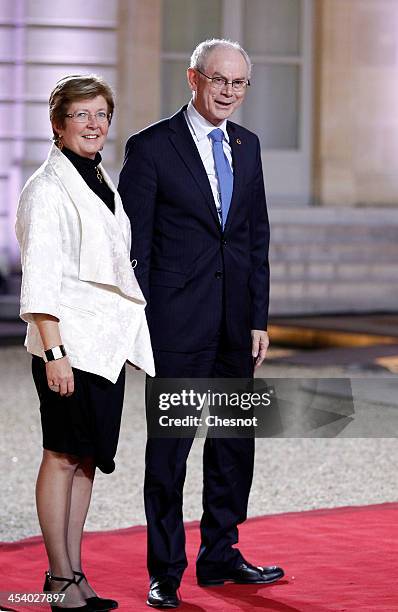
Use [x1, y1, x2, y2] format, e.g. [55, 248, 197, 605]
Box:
[46, 356, 74, 396]
[31, 313, 74, 396]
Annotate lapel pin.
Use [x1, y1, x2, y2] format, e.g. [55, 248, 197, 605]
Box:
[236, 138, 242, 145]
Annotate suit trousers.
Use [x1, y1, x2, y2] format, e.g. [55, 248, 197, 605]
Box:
[144, 332, 255, 584]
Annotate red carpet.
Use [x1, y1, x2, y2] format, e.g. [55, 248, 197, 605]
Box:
[1, 503, 397, 611]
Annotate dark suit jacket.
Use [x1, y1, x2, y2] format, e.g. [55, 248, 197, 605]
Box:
[118, 105, 269, 352]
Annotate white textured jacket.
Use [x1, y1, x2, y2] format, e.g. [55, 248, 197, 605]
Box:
[16, 144, 155, 382]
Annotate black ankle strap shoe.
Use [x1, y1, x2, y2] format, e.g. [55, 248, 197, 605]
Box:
[73, 570, 118, 611]
[43, 571, 91, 611]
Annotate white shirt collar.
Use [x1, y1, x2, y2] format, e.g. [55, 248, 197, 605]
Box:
[186, 100, 229, 144]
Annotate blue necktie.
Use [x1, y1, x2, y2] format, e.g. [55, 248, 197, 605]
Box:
[209, 128, 233, 229]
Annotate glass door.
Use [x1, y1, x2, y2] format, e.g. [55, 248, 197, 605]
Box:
[225, 0, 313, 207]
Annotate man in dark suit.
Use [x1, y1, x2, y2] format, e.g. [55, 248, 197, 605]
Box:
[119, 39, 284, 608]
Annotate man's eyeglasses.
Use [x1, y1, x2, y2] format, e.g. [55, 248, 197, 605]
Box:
[196, 69, 250, 92]
[65, 110, 111, 123]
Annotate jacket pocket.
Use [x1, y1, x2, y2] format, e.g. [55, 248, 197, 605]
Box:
[150, 269, 187, 288]
[60, 303, 96, 316]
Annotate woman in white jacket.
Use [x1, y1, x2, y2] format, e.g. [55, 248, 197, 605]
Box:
[16, 75, 154, 611]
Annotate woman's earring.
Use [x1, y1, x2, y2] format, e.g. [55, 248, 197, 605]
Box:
[57, 134, 64, 151]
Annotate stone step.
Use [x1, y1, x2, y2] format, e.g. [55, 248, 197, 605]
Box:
[268, 210, 398, 314]
[269, 300, 390, 316]
[271, 224, 398, 244]
[269, 207, 398, 226]
[270, 262, 398, 282]
[269, 242, 398, 263]
[269, 279, 397, 315]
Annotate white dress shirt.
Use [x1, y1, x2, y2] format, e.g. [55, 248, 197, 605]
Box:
[184, 101, 233, 223]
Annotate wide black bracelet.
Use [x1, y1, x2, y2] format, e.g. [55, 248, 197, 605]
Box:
[43, 345, 67, 363]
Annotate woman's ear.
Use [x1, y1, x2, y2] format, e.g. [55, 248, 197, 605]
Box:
[51, 121, 63, 139]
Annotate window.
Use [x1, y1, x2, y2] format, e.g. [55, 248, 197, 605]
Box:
[161, 0, 313, 206]
[161, 0, 222, 117]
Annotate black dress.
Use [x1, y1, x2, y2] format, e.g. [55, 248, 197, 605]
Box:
[32, 147, 124, 474]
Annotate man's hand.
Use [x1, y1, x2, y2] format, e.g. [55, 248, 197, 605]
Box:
[251, 330, 269, 370]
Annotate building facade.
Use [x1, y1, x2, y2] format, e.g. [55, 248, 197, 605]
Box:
[1, 0, 398, 314]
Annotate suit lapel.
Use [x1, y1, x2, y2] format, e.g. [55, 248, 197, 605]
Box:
[168, 107, 220, 228]
[225, 122, 245, 232]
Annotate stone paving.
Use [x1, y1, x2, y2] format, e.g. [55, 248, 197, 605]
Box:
[1, 346, 398, 542]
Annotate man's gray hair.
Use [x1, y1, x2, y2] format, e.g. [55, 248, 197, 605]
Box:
[190, 39, 252, 78]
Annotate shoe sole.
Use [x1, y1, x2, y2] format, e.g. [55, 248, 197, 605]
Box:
[197, 574, 284, 587]
[146, 600, 180, 609]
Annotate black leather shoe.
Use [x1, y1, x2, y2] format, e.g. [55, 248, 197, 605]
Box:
[197, 562, 284, 586]
[74, 571, 118, 611]
[146, 578, 180, 608]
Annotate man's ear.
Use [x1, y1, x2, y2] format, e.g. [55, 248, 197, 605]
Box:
[187, 68, 198, 92]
